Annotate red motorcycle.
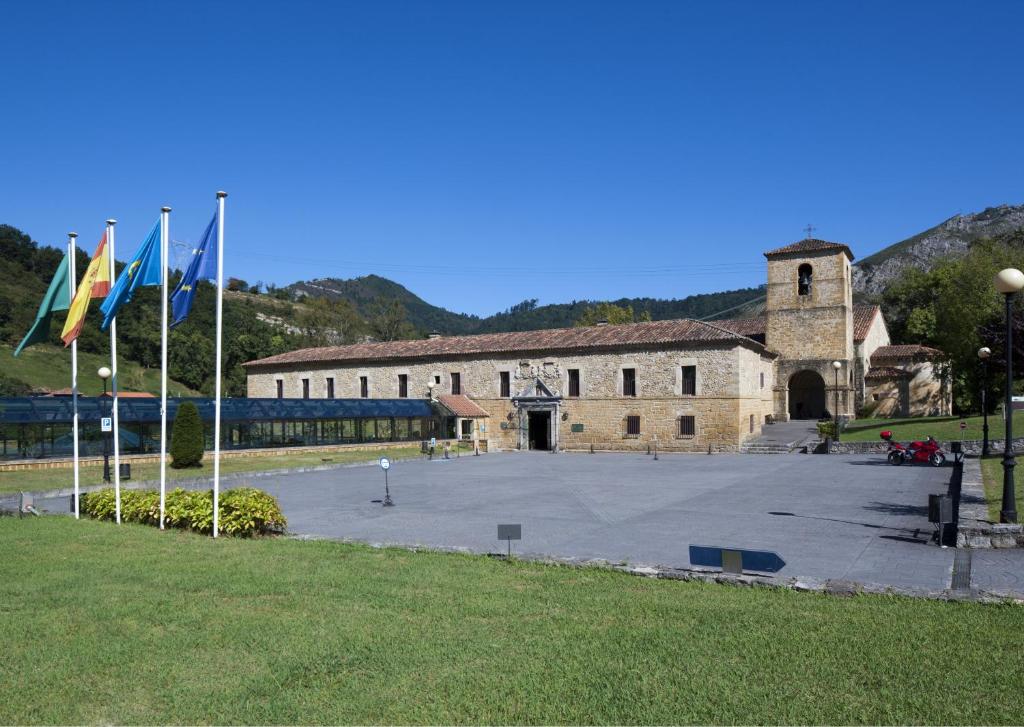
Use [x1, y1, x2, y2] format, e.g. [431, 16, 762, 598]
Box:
[880, 431, 946, 466]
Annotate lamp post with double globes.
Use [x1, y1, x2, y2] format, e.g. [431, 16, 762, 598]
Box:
[832, 360, 843, 443]
[979, 346, 991, 457]
[98, 366, 112, 483]
[994, 268, 1024, 523]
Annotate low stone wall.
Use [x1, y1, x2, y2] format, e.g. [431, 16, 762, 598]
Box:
[0, 439, 455, 473]
[827, 437, 1024, 456]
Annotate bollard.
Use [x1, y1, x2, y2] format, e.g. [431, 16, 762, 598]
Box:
[646, 445, 651, 455]
[474, 444, 480, 456]
[590, 444, 594, 454]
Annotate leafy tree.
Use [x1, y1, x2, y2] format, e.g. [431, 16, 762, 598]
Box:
[369, 299, 417, 341]
[227, 277, 248, 292]
[170, 401, 204, 468]
[574, 303, 650, 327]
[297, 297, 366, 346]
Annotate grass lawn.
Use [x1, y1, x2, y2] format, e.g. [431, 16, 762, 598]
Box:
[0, 445, 423, 494]
[841, 411, 1024, 443]
[1, 518, 1022, 725]
[979, 456, 1024, 522]
[0, 342, 199, 396]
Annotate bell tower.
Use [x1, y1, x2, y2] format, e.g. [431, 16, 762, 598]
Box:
[764, 238, 855, 421]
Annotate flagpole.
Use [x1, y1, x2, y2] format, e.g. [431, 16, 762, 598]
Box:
[67, 233, 81, 520]
[159, 206, 171, 530]
[213, 191, 226, 539]
[106, 218, 122, 525]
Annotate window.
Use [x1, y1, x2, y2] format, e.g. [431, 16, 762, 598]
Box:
[749, 414, 755, 433]
[359, 376, 368, 398]
[568, 369, 580, 397]
[434, 375, 441, 385]
[326, 377, 334, 399]
[460, 419, 472, 439]
[398, 374, 408, 398]
[681, 366, 696, 396]
[301, 378, 310, 399]
[798, 263, 813, 296]
[760, 372, 765, 390]
[450, 372, 461, 395]
[276, 380, 283, 399]
[625, 415, 641, 436]
[499, 371, 510, 398]
[678, 415, 695, 437]
[622, 368, 637, 397]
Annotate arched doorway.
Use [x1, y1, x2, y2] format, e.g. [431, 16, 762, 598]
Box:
[789, 370, 826, 420]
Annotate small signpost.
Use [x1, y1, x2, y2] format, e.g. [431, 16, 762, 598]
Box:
[688, 545, 786, 574]
[379, 456, 394, 507]
[101, 416, 112, 433]
[498, 523, 521, 557]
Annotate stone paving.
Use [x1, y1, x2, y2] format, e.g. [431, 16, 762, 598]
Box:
[255, 451, 963, 591]
[27, 450, 1024, 594]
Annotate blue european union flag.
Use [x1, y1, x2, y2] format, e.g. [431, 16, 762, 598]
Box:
[169, 210, 218, 328]
[99, 220, 163, 331]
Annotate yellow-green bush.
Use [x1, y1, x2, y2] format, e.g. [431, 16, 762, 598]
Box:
[82, 486, 286, 536]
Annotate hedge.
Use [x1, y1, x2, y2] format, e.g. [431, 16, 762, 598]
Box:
[81, 487, 287, 537]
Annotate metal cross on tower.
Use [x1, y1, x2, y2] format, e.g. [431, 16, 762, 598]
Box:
[804, 224, 816, 239]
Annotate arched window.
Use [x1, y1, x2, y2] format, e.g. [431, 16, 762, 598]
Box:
[798, 263, 813, 296]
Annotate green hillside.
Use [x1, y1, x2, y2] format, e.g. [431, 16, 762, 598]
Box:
[1, 343, 199, 397]
[0, 224, 297, 398]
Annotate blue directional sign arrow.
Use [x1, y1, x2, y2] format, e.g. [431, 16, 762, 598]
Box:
[688, 545, 787, 573]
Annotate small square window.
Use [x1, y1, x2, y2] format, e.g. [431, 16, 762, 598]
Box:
[678, 415, 695, 437]
[625, 415, 641, 437]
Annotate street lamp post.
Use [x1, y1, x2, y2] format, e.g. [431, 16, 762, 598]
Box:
[832, 360, 842, 443]
[994, 268, 1024, 523]
[979, 346, 991, 457]
[98, 366, 111, 483]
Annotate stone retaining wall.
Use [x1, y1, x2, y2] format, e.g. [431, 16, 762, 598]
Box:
[827, 437, 1024, 456]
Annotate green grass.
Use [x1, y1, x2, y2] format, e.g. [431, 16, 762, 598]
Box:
[0, 445, 423, 494]
[0, 518, 1022, 725]
[841, 411, 1024, 443]
[1, 342, 199, 396]
[979, 455, 1024, 522]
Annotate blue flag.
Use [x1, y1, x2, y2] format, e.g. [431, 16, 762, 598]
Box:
[169, 210, 218, 328]
[99, 219, 162, 331]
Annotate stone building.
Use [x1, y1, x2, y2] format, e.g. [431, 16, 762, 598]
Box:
[243, 238, 949, 451]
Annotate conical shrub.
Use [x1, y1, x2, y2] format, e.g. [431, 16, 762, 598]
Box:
[170, 401, 205, 468]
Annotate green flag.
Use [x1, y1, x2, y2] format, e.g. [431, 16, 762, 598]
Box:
[14, 254, 71, 357]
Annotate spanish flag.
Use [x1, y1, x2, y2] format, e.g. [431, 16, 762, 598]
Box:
[61, 233, 112, 346]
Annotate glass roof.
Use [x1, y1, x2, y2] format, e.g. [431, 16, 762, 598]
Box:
[0, 397, 438, 425]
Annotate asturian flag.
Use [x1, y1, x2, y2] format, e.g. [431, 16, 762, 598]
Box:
[99, 220, 162, 331]
[169, 209, 218, 328]
[61, 232, 112, 346]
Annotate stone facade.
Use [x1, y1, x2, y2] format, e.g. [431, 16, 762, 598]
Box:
[245, 238, 949, 450]
[247, 343, 777, 452]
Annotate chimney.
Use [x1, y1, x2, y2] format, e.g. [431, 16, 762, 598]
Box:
[595, 319, 608, 327]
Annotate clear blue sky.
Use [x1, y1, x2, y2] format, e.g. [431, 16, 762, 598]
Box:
[4, 1, 1022, 316]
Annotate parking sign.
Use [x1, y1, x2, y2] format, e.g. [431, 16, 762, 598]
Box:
[101, 417, 112, 433]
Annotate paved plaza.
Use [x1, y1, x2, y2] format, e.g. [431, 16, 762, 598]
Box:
[251, 451, 982, 592]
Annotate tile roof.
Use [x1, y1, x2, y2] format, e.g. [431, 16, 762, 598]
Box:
[764, 238, 855, 260]
[243, 318, 773, 368]
[437, 394, 490, 418]
[865, 366, 912, 380]
[853, 304, 881, 342]
[715, 304, 880, 343]
[871, 344, 945, 361]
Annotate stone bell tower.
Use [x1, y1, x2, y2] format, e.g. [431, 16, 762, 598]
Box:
[764, 239, 855, 421]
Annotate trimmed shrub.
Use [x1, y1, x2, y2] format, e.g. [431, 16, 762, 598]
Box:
[83, 486, 286, 537]
[170, 401, 204, 468]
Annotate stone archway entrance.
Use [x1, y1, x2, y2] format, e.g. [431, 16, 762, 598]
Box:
[789, 370, 826, 420]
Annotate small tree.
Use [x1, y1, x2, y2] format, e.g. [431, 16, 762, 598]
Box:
[170, 401, 205, 468]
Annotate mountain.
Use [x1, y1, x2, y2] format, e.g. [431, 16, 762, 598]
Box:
[289, 275, 482, 335]
[854, 204, 1024, 297]
[286, 274, 767, 335]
